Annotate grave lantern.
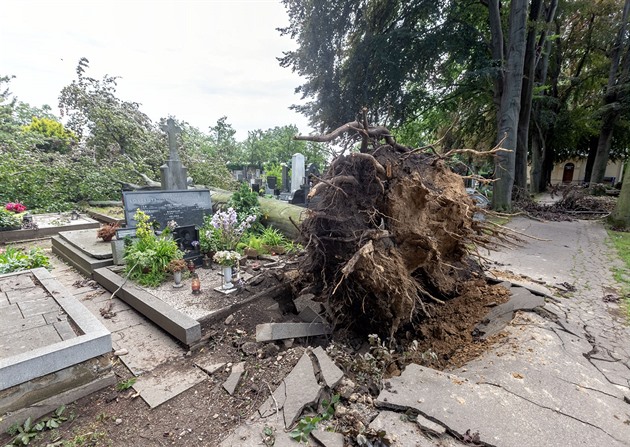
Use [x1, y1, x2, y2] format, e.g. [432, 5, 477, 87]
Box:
[191, 273, 201, 294]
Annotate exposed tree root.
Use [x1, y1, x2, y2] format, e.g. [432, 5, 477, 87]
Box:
[296, 119, 517, 337]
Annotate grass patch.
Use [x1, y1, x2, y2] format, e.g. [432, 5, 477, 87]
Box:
[606, 229, 630, 318]
[83, 206, 125, 219]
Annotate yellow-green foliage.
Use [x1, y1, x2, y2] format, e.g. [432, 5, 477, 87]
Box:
[22, 117, 77, 153]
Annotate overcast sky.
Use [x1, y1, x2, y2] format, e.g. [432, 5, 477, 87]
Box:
[1, 0, 312, 140]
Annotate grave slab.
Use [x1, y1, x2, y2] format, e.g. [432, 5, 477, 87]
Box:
[256, 322, 332, 342]
[133, 364, 207, 408]
[0, 268, 111, 390]
[59, 229, 113, 259]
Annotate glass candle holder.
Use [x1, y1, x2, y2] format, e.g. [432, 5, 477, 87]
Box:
[191, 273, 201, 294]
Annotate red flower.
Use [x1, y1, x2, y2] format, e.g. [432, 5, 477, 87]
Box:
[5, 202, 27, 213]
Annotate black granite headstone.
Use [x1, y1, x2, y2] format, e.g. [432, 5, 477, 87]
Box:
[267, 176, 277, 189]
[122, 189, 212, 230]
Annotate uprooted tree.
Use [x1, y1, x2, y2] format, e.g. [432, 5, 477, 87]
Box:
[295, 117, 513, 338]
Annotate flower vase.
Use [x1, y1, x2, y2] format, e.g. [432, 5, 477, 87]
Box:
[173, 271, 183, 288]
[222, 265, 233, 289]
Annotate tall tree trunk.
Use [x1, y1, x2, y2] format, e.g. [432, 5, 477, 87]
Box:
[610, 159, 630, 228]
[516, 0, 558, 192]
[488, 0, 505, 123]
[530, 120, 545, 193]
[583, 136, 599, 183]
[591, 0, 630, 184]
[492, 0, 529, 211]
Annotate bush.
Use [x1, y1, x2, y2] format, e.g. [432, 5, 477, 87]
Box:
[0, 209, 22, 229]
[124, 211, 182, 286]
[0, 246, 51, 274]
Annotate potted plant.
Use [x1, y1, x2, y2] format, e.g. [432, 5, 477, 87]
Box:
[166, 258, 187, 288]
[97, 222, 120, 242]
[213, 250, 241, 289]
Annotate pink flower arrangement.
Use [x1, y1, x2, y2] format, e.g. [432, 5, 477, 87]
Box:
[5, 202, 27, 213]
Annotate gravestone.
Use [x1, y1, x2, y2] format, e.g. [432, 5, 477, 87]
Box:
[160, 118, 188, 191]
[122, 189, 212, 230]
[291, 154, 305, 193]
[267, 176, 277, 190]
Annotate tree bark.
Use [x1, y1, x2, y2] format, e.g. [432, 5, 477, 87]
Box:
[515, 0, 543, 191]
[488, 0, 505, 121]
[492, 0, 528, 211]
[529, 121, 544, 193]
[591, 0, 630, 184]
[610, 159, 630, 228]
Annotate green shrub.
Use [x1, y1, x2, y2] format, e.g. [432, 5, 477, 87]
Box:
[228, 183, 262, 224]
[123, 211, 182, 286]
[0, 246, 51, 274]
[0, 209, 22, 229]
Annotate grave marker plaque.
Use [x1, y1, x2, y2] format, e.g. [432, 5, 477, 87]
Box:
[122, 189, 212, 230]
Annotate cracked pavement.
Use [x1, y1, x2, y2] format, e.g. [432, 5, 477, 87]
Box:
[378, 217, 630, 446]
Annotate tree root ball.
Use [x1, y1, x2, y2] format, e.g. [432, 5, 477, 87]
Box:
[299, 144, 492, 338]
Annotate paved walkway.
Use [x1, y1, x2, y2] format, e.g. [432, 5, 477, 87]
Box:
[378, 218, 630, 446]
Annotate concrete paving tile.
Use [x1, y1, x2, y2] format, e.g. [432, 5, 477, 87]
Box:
[132, 364, 207, 408]
[112, 323, 185, 376]
[43, 311, 67, 325]
[0, 291, 9, 307]
[0, 324, 61, 357]
[0, 274, 35, 291]
[18, 297, 61, 317]
[5, 287, 49, 304]
[54, 320, 79, 340]
[0, 314, 47, 337]
[0, 303, 23, 321]
[271, 353, 321, 428]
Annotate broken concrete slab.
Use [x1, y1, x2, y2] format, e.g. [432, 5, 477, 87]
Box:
[298, 305, 327, 324]
[312, 346, 343, 388]
[311, 429, 344, 447]
[259, 353, 322, 428]
[256, 322, 332, 342]
[376, 364, 627, 447]
[475, 286, 545, 338]
[133, 364, 207, 408]
[222, 362, 245, 395]
[194, 355, 227, 375]
[111, 323, 184, 376]
[293, 293, 319, 313]
[368, 411, 457, 447]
